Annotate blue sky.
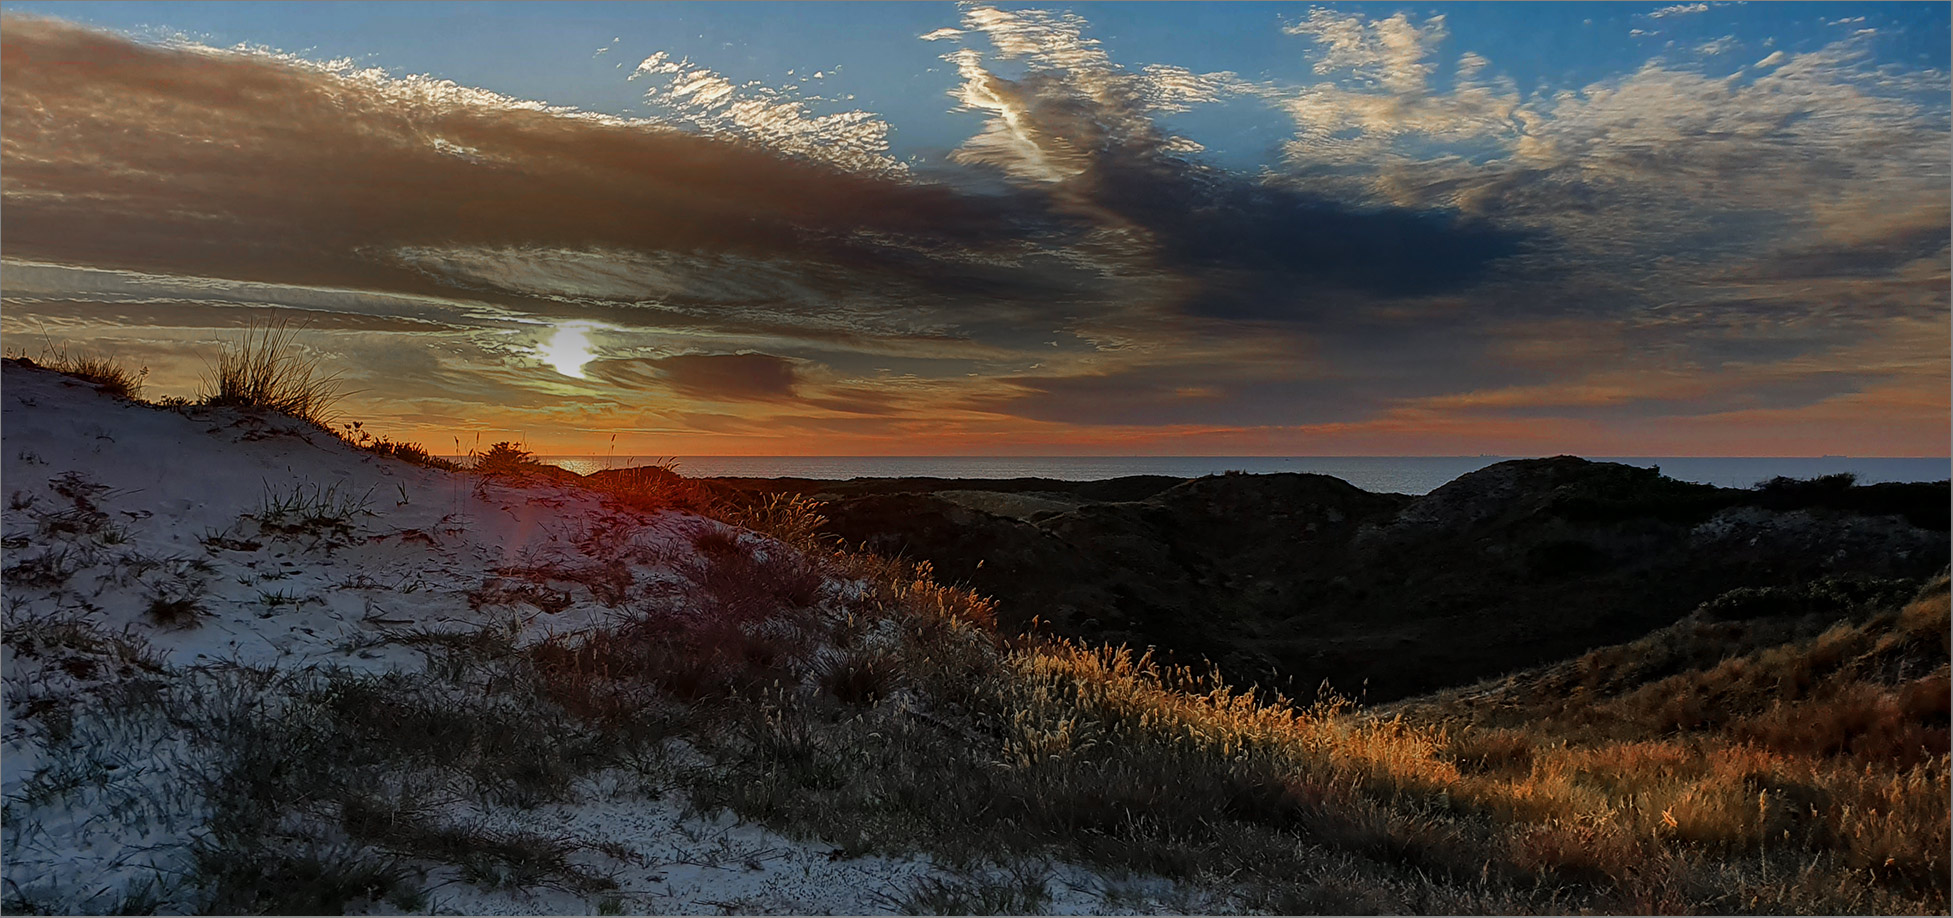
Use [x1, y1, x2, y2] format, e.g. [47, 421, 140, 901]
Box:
[10, 1, 1946, 168]
[1, 3, 1948, 455]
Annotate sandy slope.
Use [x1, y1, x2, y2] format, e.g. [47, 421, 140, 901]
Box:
[0, 362, 1174, 915]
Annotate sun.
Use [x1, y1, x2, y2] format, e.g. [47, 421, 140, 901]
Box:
[537, 322, 596, 379]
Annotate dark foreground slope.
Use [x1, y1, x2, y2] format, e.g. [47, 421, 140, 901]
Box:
[711, 459, 1949, 701]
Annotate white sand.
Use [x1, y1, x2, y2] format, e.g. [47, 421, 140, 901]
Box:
[1, 362, 1197, 915]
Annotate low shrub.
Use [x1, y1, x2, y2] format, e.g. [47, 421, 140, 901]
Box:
[816, 648, 902, 706]
[583, 463, 720, 514]
[473, 441, 541, 475]
[254, 480, 374, 538]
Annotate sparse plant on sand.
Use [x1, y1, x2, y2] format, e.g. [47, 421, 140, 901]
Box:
[254, 480, 375, 538]
[338, 420, 463, 471]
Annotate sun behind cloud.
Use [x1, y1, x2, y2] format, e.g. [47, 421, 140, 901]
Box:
[537, 321, 597, 379]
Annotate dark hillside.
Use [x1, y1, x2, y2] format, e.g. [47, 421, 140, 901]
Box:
[716, 458, 1950, 701]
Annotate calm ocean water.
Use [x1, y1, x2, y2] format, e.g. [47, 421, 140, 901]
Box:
[531, 456, 1951, 496]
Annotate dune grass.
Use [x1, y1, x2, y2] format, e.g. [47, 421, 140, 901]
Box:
[200, 319, 346, 427]
[5, 344, 148, 399]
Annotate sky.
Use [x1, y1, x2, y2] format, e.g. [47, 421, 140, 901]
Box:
[1, 2, 1947, 457]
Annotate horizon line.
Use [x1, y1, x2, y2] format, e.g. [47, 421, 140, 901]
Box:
[484, 453, 1953, 461]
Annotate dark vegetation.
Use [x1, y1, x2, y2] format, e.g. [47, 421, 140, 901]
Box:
[736, 457, 1948, 701]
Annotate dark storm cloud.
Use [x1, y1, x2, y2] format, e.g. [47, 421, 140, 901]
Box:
[1728, 225, 1950, 282]
[1083, 156, 1531, 319]
[588, 352, 802, 402]
[936, 14, 1531, 323]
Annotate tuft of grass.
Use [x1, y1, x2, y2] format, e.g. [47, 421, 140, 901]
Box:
[190, 836, 416, 916]
[200, 319, 346, 426]
[725, 492, 832, 552]
[2, 606, 166, 676]
[687, 529, 826, 620]
[468, 576, 574, 615]
[816, 648, 901, 707]
[6, 345, 148, 399]
[3, 546, 80, 590]
[892, 866, 1053, 915]
[144, 593, 207, 628]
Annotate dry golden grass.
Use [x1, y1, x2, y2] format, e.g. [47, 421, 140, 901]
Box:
[856, 576, 1945, 911]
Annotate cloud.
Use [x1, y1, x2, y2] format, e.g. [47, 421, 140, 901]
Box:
[630, 53, 903, 175]
[940, 6, 1530, 320]
[0, 15, 1054, 333]
[589, 352, 803, 401]
[1, 9, 1945, 454]
[1283, 9, 1448, 95]
[1269, 21, 1949, 297]
[1276, 10, 1521, 162]
[1696, 35, 1738, 56]
[1647, 3, 1710, 19]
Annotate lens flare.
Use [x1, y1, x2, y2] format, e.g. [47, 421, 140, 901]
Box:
[537, 322, 596, 378]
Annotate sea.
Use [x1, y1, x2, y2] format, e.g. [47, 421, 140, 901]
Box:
[526, 455, 1952, 497]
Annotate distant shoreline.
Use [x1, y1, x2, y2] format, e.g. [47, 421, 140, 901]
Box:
[441, 455, 1953, 496]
